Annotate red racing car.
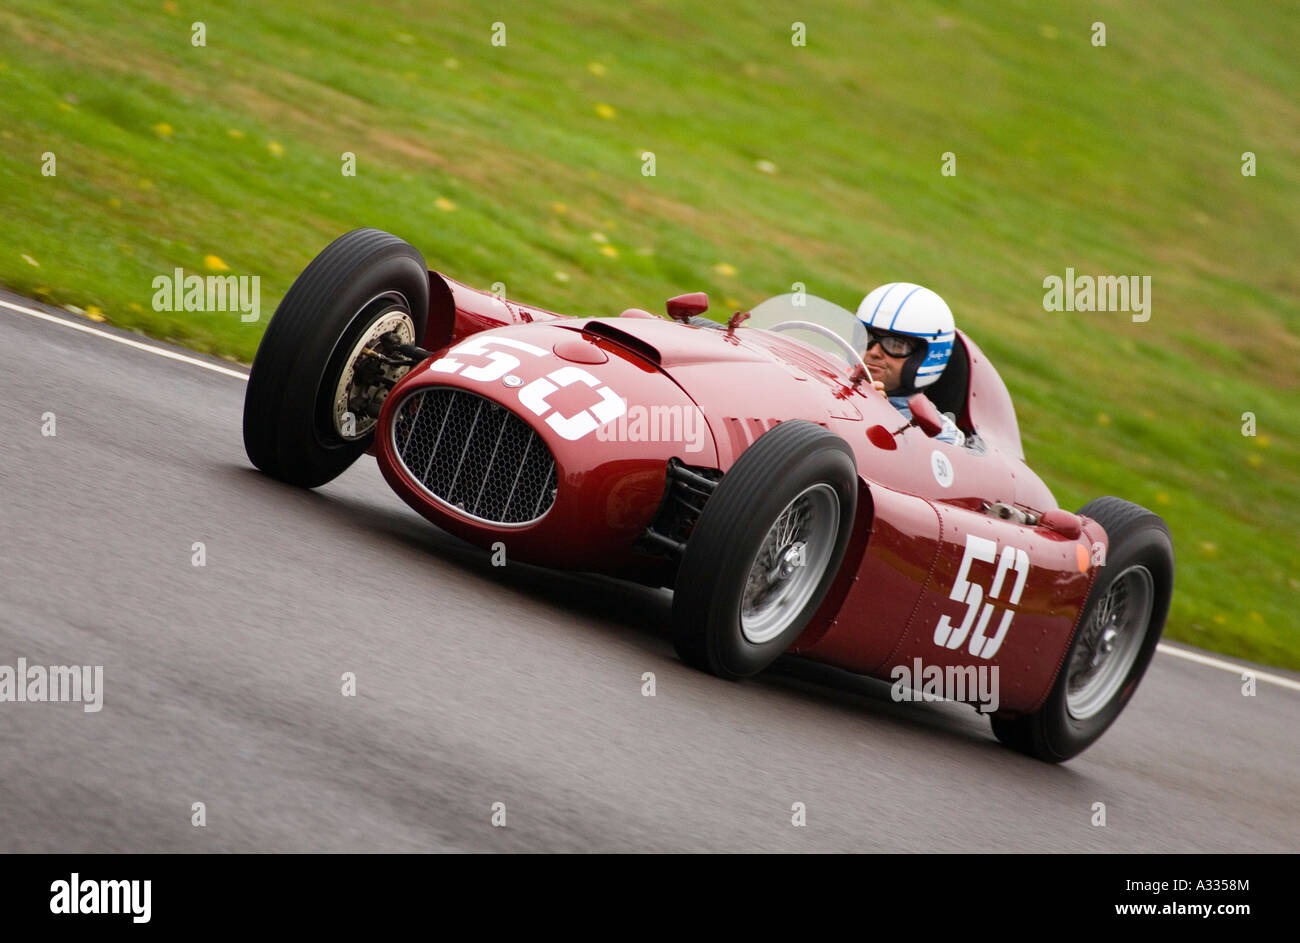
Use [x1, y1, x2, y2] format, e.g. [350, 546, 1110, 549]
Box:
[243, 229, 1175, 762]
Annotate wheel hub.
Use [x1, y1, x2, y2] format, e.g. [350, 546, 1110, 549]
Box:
[332, 308, 415, 440]
[771, 542, 806, 582]
[1090, 625, 1120, 667]
[740, 485, 839, 645]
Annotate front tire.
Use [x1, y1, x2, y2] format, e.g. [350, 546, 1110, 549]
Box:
[991, 496, 1174, 762]
[672, 421, 858, 680]
[243, 229, 429, 487]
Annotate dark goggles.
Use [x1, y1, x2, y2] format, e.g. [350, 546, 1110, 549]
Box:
[864, 327, 922, 358]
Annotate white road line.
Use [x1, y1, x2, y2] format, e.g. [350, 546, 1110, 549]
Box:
[4, 294, 1298, 692]
[1156, 642, 1300, 692]
[0, 297, 249, 381]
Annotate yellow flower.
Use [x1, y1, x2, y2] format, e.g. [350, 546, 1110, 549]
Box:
[204, 254, 230, 271]
[434, 196, 457, 212]
[594, 103, 617, 120]
[587, 62, 607, 76]
[58, 101, 75, 112]
[227, 128, 245, 139]
[589, 231, 608, 243]
[267, 141, 284, 157]
[162, 0, 178, 13]
[553, 271, 570, 282]
[599, 245, 619, 258]
[154, 122, 174, 139]
[129, 302, 144, 312]
[108, 197, 122, 208]
[85, 305, 106, 322]
[1255, 434, 1270, 448]
[1096, 413, 1110, 425]
[1199, 542, 1217, 555]
[1246, 454, 1263, 467]
[551, 202, 568, 215]
[1155, 492, 1170, 504]
[713, 262, 737, 277]
[725, 298, 741, 309]
[1038, 24, 1059, 39]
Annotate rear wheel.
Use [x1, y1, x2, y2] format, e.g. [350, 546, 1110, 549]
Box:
[672, 421, 858, 680]
[243, 229, 429, 487]
[991, 497, 1174, 762]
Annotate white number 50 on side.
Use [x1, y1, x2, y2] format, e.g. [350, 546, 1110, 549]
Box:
[933, 534, 1029, 660]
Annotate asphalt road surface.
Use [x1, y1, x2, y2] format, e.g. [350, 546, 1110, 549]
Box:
[1, 289, 1296, 853]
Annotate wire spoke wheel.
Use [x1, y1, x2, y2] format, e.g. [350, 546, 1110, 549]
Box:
[1065, 564, 1154, 720]
[990, 496, 1173, 763]
[672, 420, 857, 680]
[740, 484, 840, 644]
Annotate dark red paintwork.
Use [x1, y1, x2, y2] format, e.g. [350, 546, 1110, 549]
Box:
[374, 273, 1107, 715]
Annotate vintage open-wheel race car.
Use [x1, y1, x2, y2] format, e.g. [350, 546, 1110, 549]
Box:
[242, 229, 1174, 762]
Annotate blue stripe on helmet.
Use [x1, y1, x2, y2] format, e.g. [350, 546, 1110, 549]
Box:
[888, 285, 924, 330]
[868, 283, 900, 325]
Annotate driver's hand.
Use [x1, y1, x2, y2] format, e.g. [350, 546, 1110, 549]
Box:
[849, 365, 886, 395]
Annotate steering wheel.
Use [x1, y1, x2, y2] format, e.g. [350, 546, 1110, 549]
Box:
[767, 320, 875, 388]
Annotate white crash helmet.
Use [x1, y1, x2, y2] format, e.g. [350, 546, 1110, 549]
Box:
[855, 282, 956, 392]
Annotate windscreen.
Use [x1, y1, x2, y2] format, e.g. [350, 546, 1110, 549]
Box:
[745, 292, 868, 369]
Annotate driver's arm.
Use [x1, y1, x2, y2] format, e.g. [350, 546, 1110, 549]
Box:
[937, 414, 966, 447]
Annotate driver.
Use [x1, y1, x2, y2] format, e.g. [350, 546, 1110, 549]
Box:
[856, 282, 966, 447]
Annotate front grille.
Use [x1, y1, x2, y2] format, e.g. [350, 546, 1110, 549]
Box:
[391, 387, 558, 526]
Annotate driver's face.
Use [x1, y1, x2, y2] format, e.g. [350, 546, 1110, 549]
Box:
[863, 343, 905, 393]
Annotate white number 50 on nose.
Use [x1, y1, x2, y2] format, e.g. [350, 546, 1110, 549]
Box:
[430, 336, 627, 440]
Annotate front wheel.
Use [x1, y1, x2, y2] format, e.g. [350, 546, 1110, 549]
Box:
[672, 421, 858, 680]
[991, 496, 1174, 762]
[243, 229, 430, 488]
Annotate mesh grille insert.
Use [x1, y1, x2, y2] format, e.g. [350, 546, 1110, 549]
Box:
[392, 387, 558, 525]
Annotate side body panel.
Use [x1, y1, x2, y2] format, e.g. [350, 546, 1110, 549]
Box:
[800, 494, 1103, 713]
[875, 506, 1104, 714]
[792, 485, 942, 668]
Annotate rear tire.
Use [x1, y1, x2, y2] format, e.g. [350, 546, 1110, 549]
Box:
[672, 421, 857, 680]
[991, 496, 1174, 762]
[243, 229, 429, 487]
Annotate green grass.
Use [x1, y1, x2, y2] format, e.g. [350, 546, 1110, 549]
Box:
[1, 0, 1296, 668]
